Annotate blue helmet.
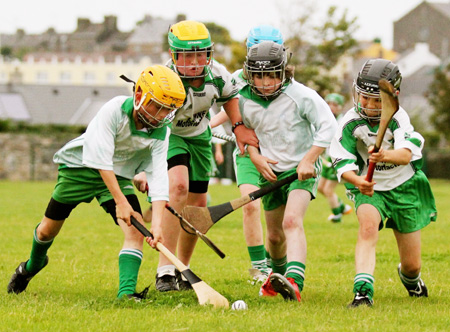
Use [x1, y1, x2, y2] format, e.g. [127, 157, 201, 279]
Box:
[246, 25, 284, 49]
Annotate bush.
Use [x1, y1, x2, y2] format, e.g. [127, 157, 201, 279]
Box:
[0, 120, 86, 135]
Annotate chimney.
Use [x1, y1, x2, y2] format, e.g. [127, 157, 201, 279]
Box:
[77, 18, 91, 31]
[103, 16, 118, 33]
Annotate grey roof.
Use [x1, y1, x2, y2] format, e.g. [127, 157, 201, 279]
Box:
[401, 64, 437, 96]
[0, 93, 31, 121]
[0, 84, 130, 125]
[400, 64, 438, 130]
[128, 16, 174, 45]
[429, 2, 450, 19]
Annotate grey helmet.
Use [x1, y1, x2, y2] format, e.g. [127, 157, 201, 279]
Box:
[244, 41, 288, 99]
[353, 58, 402, 121]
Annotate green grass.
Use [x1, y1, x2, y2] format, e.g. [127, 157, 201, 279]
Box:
[1, 179, 450, 331]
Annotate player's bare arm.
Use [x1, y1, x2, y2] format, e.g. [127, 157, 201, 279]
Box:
[247, 145, 278, 182]
[210, 110, 229, 128]
[223, 98, 258, 153]
[132, 171, 148, 193]
[297, 145, 325, 181]
[342, 170, 375, 197]
[99, 169, 142, 226]
[147, 200, 165, 248]
[368, 146, 412, 165]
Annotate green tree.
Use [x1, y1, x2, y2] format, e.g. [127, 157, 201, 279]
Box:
[284, 5, 358, 96]
[428, 63, 450, 143]
[1, 46, 13, 58]
[204, 22, 232, 45]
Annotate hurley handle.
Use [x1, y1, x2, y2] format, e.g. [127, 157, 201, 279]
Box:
[249, 173, 298, 201]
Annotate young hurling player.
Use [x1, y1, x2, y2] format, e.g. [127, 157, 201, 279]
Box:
[329, 59, 437, 307]
[240, 41, 337, 302]
[134, 20, 258, 292]
[318, 93, 353, 223]
[7, 65, 186, 301]
[210, 25, 284, 283]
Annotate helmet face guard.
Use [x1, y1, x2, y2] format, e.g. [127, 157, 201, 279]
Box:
[135, 99, 177, 130]
[169, 47, 214, 78]
[353, 58, 402, 122]
[244, 41, 287, 99]
[133, 65, 186, 129]
[168, 21, 214, 78]
[352, 82, 383, 122]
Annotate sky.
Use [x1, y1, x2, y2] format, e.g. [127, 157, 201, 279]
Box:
[0, 0, 436, 49]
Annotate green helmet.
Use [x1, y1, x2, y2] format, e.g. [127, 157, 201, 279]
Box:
[168, 20, 214, 78]
[325, 93, 345, 106]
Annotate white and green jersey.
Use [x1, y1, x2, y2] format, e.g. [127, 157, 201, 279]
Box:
[323, 113, 344, 159]
[239, 80, 337, 172]
[232, 69, 247, 90]
[329, 106, 424, 191]
[53, 96, 170, 202]
[168, 59, 238, 137]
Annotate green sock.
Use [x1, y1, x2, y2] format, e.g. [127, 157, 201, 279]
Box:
[353, 273, 375, 300]
[272, 255, 287, 275]
[117, 249, 143, 299]
[332, 199, 345, 215]
[265, 248, 272, 270]
[26, 224, 53, 274]
[398, 268, 421, 289]
[248, 245, 269, 273]
[286, 261, 306, 291]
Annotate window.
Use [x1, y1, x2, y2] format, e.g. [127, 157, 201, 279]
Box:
[36, 71, 48, 84]
[84, 72, 96, 85]
[60, 71, 72, 84]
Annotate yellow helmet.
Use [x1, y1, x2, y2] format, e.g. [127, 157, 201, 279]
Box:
[134, 65, 186, 128]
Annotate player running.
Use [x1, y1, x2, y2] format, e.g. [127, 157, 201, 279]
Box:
[7, 65, 186, 300]
[210, 25, 284, 283]
[240, 41, 337, 302]
[134, 20, 258, 292]
[329, 58, 437, 307]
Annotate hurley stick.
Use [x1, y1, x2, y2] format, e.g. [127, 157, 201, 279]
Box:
[182, 173, 298, 234]
[130, 216, 229, 308]
[365, 79, 400, 182]
[165, 204, 226, 259]
[212, 132, 236, 143]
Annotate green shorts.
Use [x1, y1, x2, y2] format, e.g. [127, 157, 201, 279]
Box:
[346, 170, 437, 233]
[321, 157, 337, 181]
[52, 167, 135, 205]
[168, 129, 212, 182]
[260, 168, 319, 211]
[233, 149, 260, 187]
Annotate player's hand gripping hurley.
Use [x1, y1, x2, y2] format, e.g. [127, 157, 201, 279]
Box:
[130, 216, 229, 308]
[365, 79, 400, 182]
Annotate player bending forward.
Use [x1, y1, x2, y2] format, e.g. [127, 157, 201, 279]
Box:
[7, 65, 186, 301]
[241, 41, 337, 302]
[329, 58, 437, 307]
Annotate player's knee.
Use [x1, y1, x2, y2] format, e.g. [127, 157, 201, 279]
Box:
[243, 201, 259, 217]
[322, 187, 334, 198]
[282, 214, 303, 232]
[266, 230, 284, 247]
[124, 226, 144, 242]
[358, 224, 378, 242]
[171, 182, 189, 198]
[36, 223, 58, 241]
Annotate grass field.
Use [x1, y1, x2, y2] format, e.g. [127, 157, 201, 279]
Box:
[1, 179, 450, 331]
